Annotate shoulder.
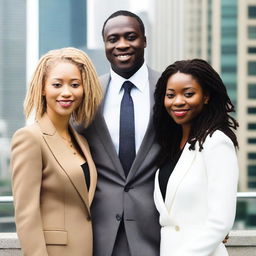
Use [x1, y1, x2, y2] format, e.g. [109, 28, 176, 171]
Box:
[99, 73, 110, 85]
[12, 123, 41, 144]
[203, 130, 235, 152]
[205, 130, 232, 143]
[11, 123, 42, 158]
[147, 66, 160, 80]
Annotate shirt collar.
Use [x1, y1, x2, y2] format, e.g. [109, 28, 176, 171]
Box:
[110, 62, 148, 93]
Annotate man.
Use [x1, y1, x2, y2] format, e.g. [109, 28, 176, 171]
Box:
[78, 10, 161, 256]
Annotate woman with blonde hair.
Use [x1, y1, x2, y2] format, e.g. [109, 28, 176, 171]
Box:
[11, 47, 102, 256]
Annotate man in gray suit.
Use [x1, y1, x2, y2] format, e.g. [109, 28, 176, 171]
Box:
[78, 10, 161, 256]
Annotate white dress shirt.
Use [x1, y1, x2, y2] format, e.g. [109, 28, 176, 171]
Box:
[103, 63, 150, 154]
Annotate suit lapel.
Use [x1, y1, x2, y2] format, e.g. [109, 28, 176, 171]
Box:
[93, 74, 126, 179]
[94, 68, 160, 181]
[127, 68, 160, 180]
[164, 143, 196, 213]
[38, 115, 90, 211]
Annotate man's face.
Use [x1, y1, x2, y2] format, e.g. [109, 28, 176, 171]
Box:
[103, 15, 146, 78]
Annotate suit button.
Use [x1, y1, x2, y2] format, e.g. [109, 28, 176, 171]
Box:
[116, 214, 122, 221]
[175, 225, 180, 231]
[124, 186, 130, 192]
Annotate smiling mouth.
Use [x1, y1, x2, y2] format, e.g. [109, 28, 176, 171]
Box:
[115, 54, 132, 61]
[57, 100, 74, 108]
[172, 110, 190, 117]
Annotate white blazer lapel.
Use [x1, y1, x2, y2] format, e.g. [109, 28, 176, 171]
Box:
[154, 170, 169, 217]
[165, 143, 196, 213]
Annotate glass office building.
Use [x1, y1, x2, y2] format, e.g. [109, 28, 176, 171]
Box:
[220, 0, 237, 106]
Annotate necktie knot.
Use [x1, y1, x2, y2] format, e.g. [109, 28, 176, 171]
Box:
[122, 81, 134, 94]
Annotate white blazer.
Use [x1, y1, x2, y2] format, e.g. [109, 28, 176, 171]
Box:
[154, 130, 239, 256]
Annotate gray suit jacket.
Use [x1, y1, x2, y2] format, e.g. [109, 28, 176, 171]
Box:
[78, 67, 161, 256]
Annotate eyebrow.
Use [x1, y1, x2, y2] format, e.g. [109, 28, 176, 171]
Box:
[107, 31, 137, 38]
[51, 78, 81, 81]
[166, 87, 194, 91]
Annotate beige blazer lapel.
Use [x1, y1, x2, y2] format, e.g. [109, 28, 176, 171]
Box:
[38, 115, 90, 211]
[165, 143, 196, 213]
[70, 126, 97, 206]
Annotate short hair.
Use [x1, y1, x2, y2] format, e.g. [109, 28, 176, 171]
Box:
[153, 59, 238, 162]
[101, 10, 145, 39]
[24, 47, 102, 127]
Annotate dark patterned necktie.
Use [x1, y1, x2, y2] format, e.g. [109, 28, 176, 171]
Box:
[119, 81, 136, 176]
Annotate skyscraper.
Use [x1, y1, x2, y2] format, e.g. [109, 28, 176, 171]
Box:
[237, 0, 256, 192]
[0, 0, 26, 138]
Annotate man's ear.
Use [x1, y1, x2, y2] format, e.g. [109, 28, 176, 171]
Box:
[144, 36, 147, 48]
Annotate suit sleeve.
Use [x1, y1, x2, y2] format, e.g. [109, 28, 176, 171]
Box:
[11, 128, 48, 256]
[176, 131, 239, 256]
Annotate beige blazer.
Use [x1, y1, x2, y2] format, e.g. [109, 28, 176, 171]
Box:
[11, 114, 97, 256]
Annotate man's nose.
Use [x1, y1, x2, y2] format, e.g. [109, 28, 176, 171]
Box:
[116, 38, 129, 49]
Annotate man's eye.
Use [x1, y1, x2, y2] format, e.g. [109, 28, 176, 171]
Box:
[108, 37, 117, 43]
[127, 35, 136, 41]
[52, 83, 62, 88]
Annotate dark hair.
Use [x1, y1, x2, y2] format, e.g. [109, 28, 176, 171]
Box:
[101, 10, 145, 39]
[153, 59, 239, 164]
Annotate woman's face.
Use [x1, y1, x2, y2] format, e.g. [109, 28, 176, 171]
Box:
[164, 72, 209, 130]
[43, 61, 84, 122]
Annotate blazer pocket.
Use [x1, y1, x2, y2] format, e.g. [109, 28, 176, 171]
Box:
[44, 230, 68, 245]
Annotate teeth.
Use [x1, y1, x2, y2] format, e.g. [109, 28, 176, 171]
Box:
[58, 100, 73, 107]
[117, 55, 131, 60]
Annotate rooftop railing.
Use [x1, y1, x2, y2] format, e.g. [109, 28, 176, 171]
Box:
[0, 192, 256, 203]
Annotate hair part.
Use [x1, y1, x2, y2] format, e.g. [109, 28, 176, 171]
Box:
[153, 59, 239, 164]
[24, 47, 102, 127]
[101, 10, 145, 39]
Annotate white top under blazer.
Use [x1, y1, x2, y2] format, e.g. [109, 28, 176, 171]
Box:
[154, 130, 239, 256]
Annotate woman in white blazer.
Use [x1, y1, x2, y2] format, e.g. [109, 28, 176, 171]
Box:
[153, 59, 239, 256]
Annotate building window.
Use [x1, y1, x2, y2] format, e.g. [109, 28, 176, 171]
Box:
[248, 181, 256, 188]
[248, 107, 256, 114]
[248, 6, 256, 18]
[248, 84, 256, 98]
[248, 47, 256, 54]
[221, 65, 237, 73]
[248, 123, 256, 130]
[248, 26, 256, 39]
[248, 165, 256, 176]
[248, 138, 256, 144]
[248, 153, 256, 160]
[248, 62, 256, 75]
[222, 45, 237, 54]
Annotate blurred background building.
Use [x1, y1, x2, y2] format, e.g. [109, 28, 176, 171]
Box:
[0, 0, 256, 231]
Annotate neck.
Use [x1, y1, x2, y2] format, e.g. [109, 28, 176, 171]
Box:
[47, 113, 70, 138]
[180, 124, 191, 149]
[112, 59, 144, 79]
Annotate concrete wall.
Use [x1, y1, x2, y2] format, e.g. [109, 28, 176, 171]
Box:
[0, 230, 256, 255]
